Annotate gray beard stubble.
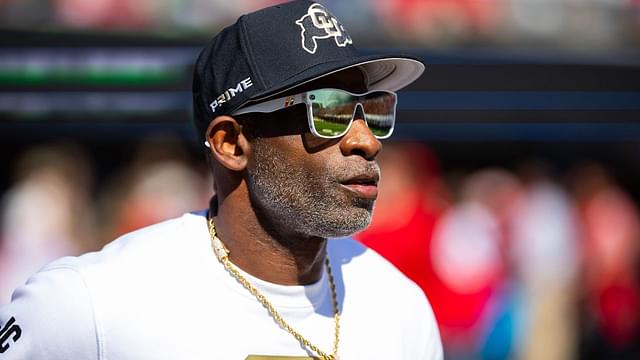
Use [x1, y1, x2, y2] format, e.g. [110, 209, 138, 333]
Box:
[247, 140, 376, 238]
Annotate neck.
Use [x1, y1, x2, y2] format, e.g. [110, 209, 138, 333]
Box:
[210, 190, 328, 286]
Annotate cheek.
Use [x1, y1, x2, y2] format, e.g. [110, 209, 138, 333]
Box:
[260, 136, 335, 179]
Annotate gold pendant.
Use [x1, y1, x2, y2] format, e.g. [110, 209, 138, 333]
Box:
[245, 356, 317, 360]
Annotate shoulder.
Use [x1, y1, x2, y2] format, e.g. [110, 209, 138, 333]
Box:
[93, 211, 205, 260]
[0, 211, 211, 359]
[71, 211, 209, 275]
[0, 261, 98, 359]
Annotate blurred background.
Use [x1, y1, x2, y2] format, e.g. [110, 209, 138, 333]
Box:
[1, 0, 639, 359]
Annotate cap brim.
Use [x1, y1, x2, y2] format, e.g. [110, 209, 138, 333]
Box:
[357, 56, 426, 91]
[247, 54, 425, 103]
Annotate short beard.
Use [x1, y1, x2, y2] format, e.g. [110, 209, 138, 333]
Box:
[246, 139, 375, 239]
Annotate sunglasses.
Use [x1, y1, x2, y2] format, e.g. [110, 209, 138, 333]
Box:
[233, 88, 398, 139]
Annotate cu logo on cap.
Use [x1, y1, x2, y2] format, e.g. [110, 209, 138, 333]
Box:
[296, 3, 353, 54]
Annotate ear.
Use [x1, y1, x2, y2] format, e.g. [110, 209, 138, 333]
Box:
[205, 115, 249, 171]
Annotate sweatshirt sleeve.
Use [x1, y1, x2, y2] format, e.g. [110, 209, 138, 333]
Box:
[0, 264, 99, 359]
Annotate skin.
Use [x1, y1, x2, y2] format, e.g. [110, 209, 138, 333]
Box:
[205, 67, 382, 285]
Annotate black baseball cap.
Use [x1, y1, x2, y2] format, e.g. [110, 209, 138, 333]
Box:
[192, 0, 425, 140]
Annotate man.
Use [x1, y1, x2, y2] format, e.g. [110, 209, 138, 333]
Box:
[0, 1, 442, 359]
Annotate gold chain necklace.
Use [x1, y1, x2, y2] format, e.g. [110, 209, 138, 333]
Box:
[207, 218, 340, 360]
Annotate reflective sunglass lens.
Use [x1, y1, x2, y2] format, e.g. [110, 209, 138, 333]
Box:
[362, 113, 394, 138]
[308, 89, 396, 139]
[310, 90, 355, 137]
[313, 117, 351, 137]
[361, 93, 396, 138]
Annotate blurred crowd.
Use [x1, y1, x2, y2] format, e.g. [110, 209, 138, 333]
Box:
[0, 140, 638, 359]
[1, 0, 639, 49]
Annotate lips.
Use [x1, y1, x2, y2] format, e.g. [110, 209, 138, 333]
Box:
[339, 174, 379, 199]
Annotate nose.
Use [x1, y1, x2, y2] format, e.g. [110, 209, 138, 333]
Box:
[339, 111, 382, 160]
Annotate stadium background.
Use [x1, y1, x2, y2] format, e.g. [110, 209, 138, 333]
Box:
[1, 0, 639, 359]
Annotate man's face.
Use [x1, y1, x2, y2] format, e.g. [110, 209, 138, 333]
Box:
[242, 68, 383, 239]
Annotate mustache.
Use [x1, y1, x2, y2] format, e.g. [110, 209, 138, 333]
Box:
[334, 161, 381, 183]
